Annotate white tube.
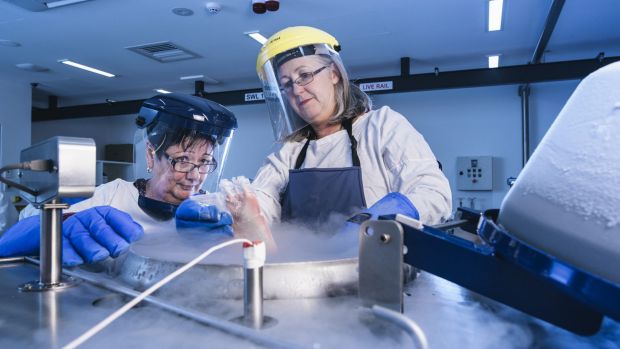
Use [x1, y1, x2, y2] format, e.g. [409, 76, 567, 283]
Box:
[65, 267, 302, 349]
[63, 238, 252, 349]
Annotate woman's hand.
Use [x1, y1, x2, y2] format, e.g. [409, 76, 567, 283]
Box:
[175, 198, 234, 236]
[220, 177, 278, 252]
[0, 206, 144, 266]
[339, 192, 420, 236]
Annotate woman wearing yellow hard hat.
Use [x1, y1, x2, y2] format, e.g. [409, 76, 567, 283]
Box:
[252, 26, 452, 226]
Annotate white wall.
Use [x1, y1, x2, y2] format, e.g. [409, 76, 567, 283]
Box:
[529, 80, 580, 147]
[0, 81, 31, 231]
[372, 86, 520, 211]
[0, 81, 32, 167]
[223, 103, 279, 180]
[371, 80, 580, 210]
[31, 80, 580, 212]
[32, 114, 137, 160]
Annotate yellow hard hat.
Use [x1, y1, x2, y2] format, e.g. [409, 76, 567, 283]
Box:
[256, 26, 340, 76]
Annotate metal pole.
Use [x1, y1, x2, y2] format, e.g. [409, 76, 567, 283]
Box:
[45, 263, 296, 349]
[519, 84, 531, 167]
[400, 57, 410, 77]
[531, 0, 566, 64]
[40, 199, 64, 285]
[233, 241, 275, 329]
[194, 80, 206, 97]
[244, 266, 264, 329]
[19, 200, 75, 292]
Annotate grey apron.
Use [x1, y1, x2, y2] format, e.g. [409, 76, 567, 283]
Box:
[281, 119, 367, 224]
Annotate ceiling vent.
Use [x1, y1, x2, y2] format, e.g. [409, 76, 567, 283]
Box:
[126, 41, 201, 63]
[2, 0, 92, 11]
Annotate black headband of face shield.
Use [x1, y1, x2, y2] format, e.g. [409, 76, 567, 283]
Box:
[145, 111, 232, 143]
[274, 45, 318, 68]
[146, 127, 218, 160]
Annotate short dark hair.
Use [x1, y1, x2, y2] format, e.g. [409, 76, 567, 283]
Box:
[147, 125, 214, 159]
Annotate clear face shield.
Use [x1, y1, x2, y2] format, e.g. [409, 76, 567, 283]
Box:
[133, 123, 234, 195]
[258, 43, 343, 141]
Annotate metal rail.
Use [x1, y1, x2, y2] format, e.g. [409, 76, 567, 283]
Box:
[371, 305, 428, 349]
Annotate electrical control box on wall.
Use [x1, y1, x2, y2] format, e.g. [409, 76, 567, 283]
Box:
[456, 156, 493, 191]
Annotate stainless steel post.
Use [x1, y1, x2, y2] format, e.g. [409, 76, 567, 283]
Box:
[519, 84, 531, 167]
[244, 266, 264, 329]
[232, 241, 275, 329]
[19, 200, 76, 292]
[40, 199, 65, 285]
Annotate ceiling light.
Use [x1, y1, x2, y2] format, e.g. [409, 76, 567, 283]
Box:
[46, 0, 91, 9]
[488, 0, 504, 31]
[180, 75, 220, 84]
[245, 31, 268, 45]
[155, 89, 172, 94]
[180, 74, 204, 80]
[58, 59, 115, 77]
[488, 55, 500, 69]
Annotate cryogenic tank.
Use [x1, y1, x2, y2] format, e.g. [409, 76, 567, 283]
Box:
[498, 61, 620, 284]
[114, 226, 415, 299]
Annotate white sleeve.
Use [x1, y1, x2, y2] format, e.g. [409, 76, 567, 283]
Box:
[0, 185, 18, 232]
[381, 110, 452, 224]
[251, 145, 295, 225]
[67, 179, 124, 213]
[18, 203, 39, 220]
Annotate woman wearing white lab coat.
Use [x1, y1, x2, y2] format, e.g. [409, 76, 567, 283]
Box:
[252, 26, 451, 226]
[1, 93, 237, 265]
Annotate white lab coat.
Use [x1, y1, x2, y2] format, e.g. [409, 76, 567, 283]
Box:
[19, 179, 175, 233]
[0, 184, 18, 235]
[252, 106, 452, 225]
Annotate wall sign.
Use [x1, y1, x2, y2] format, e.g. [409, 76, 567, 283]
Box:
[359, 81, 393, 92]
[244, 92, 265, 102]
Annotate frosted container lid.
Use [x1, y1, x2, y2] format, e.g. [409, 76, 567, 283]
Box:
[498, 61, 620, 285]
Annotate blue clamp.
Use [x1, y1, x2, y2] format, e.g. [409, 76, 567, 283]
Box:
[381, 207, 619, 336]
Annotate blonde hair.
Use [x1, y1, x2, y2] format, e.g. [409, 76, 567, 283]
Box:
[286, 55, 372, 142]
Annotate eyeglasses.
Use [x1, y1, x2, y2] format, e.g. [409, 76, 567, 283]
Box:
[279, 66, 329, 93]
[165, 154, 217, 174]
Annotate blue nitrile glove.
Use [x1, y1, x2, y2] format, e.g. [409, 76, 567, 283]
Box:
[175, 199, 234, 236]
[0, 215, 41, 258]
[63, 206, 144, 265]
[339, 192, 420, 235]
[0, 206, 144, 267]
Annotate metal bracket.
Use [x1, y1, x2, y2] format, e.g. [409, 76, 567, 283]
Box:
[359, 220, 404, 313]
[19, 199, 76, 292]
[18, 277, 78, 292]
[42, 202, 70, 210]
